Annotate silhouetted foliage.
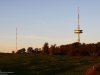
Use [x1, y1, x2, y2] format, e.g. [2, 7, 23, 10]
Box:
[42, 42, 49, 54]
[16, 48, 26, 53]
[14, 42, 100, 56]
[12, 51, 15, 53]
[27, 47, 34, 53]
[34, 48, 38, 52]
[40, 42, 100, 56]
[49, 44, 56, 55]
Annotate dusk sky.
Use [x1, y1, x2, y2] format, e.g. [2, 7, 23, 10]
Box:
[0, 0, 100, 53]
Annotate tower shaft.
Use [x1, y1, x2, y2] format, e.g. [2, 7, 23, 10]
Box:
[16, 27, 17, 51]
[78, 7, 80, 30]
[78, 33, 80, 42]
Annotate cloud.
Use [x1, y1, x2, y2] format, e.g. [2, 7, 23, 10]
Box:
[36, 20, 46, 25]
[23, 35, 73, 43]
[24, 35, 58, 41]
[25, 35, 48, 39]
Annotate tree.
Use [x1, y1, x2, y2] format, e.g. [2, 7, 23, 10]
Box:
[12, 51, 15, 53]
[16, 48, 26, 53]
[42, 42, 49, 54]
[27, 47, 34, 53]
[49, 44, 56, 55]
[34, 48, 38, 52]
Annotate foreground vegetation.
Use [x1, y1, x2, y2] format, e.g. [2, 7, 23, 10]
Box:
[0, 53, 100, 75]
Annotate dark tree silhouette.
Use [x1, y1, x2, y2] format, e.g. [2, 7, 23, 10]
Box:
[27, 47, 34, 53]
[16, 48, 26, 53]
[42, 42, 49, 54]
[14, 41, 100, 56]
[49, 44, 56, 55]
[12, 51, 15, 53]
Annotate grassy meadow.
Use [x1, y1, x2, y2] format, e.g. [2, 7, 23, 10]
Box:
[0, 53, 100, 75]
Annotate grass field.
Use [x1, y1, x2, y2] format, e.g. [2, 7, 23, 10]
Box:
[0, 53, 100, 75]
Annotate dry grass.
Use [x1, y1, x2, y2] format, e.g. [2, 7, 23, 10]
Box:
[86, 64, 100, 75]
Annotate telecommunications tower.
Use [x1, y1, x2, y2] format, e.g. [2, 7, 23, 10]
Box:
[74, 7, 83, 42]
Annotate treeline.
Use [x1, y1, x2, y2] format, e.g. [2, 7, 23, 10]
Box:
[42, 42, 100, 56]
[14, 42, 100, 56]
[14, 47, 41, 54]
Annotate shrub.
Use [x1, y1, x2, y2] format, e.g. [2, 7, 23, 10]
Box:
[86, 64, 100, 75]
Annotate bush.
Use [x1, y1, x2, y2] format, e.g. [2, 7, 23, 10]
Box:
[86, 64, 100, 75]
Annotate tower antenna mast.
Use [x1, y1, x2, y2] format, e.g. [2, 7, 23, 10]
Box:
[74, 7, 83, 42]
[16, 26, 17, 51]
[78, 7, 80, 30]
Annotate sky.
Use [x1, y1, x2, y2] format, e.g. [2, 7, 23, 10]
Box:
[0, 0, 100, 53]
